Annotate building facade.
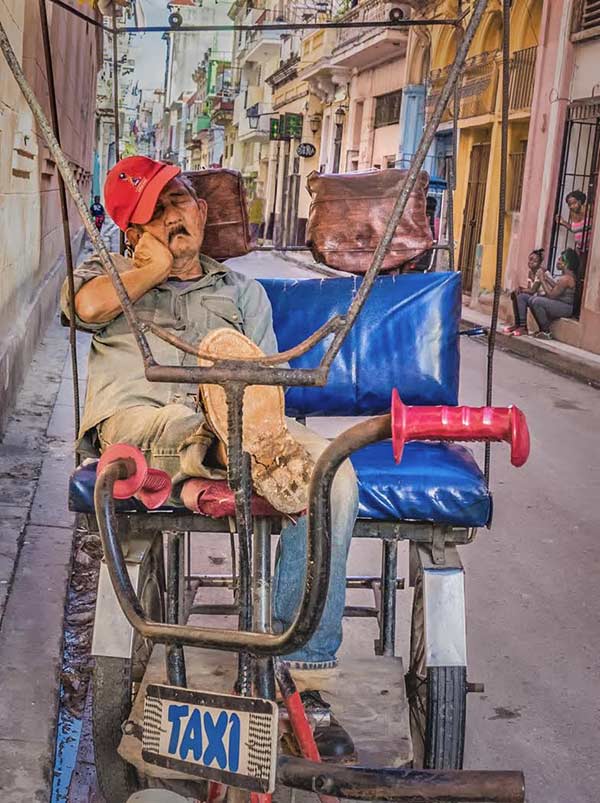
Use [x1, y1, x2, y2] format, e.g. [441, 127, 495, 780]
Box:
[505, 0, 600, 354]
[0, 0, 101, 433]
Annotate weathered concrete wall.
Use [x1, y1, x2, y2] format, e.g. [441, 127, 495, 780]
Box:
[0, 0, 101, 435]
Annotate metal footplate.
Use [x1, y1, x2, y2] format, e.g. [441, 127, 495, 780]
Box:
[142, 684, 278, 793]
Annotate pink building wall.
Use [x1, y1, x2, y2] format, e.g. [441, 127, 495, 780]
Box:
[505, 0, 575, 290]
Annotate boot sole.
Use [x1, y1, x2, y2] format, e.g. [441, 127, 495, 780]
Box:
[198, 328, 314, 514]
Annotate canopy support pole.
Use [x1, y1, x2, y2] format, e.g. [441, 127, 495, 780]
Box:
[38, 0, 81, 450]
[485, 0, 511, 481]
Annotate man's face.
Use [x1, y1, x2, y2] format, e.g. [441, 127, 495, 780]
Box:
[139, 177, 207, 261]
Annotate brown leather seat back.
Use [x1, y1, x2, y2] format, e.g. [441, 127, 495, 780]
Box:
[306, 168, 433, 274]
[184, 169, 253, 261]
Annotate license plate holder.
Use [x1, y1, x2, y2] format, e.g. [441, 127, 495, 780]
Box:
[142, 684, 278, 793]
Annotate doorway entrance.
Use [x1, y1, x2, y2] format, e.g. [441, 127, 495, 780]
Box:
[458, 141, 491, 292]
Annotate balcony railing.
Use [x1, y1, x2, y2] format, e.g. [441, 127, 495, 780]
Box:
[425, 65, 453, 124]
[334, 0, 400, 51]
[458, 51, 499, 118]
[509, 46, 537, 112]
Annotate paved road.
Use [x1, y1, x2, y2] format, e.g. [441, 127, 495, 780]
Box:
[457, 339, 600, 803]
[62, 250, 599, 803]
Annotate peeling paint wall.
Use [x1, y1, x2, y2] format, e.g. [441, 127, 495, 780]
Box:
[0, 0, 101, 434]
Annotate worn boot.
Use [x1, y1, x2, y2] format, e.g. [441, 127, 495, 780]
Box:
[281, 690, 356, 763]
[198, 328, 314, 515]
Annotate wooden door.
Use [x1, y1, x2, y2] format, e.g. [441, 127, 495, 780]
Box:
[458, 142, 491, 292]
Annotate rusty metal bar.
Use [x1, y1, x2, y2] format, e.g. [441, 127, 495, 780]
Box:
[119, 20, 465, 35]
[111, 12, 126, 256]
[145, 314, 345, 365]
[38, 0, 81, 443]
[0, 20, 155, 367]
[320, 0, 489, 373]
[485, 0, 511, 480]
[45, 0, 463, 34]
[277, 756, 525, 802]
[92, 415, 391, 653]
[0, 0, 488, 390]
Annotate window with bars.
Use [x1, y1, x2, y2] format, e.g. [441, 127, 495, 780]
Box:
[572, 0, 600, 37]
[374, 90, 402, 129]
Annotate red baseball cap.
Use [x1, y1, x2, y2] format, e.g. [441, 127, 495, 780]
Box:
[104, 156, 181, 231]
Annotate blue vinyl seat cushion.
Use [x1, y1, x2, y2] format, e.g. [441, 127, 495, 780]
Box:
[350, 441, 491, 528]
[69, 441, 491, 528]
[260, 273, 461, 417]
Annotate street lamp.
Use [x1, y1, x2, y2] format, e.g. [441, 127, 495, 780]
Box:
[248, 113, 259, 130]
[309, 113, 322, 135]
[334, 106, 347, 127]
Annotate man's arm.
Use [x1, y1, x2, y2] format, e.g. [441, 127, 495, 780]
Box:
[75, 263, 165, 324]
[73, 232, 172, 324]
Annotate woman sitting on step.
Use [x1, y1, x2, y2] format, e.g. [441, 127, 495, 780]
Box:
[509, 249, 579, 340]
[504, 248, 548, 336]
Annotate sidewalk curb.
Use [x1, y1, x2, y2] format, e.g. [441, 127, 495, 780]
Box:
[461, 311, 600, 388]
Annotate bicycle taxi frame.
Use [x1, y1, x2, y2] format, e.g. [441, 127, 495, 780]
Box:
[1, 1, 529, 801]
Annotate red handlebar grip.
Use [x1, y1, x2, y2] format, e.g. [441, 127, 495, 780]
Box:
[136, 467, 172, 510]
[97, 444, 172, 509]
[98, 444, 147, 499]
[391, 389, 530, 467]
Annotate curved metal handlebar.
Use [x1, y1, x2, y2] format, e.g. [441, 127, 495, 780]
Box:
[93, 415, 388, 654]
[94, 393, 530, 653]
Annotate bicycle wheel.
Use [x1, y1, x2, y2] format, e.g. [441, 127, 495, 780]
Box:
[405, 567, 467, 769]
[93, 537, 165, 803]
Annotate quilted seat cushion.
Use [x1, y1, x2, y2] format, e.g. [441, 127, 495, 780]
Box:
[69, 441, 491, 527]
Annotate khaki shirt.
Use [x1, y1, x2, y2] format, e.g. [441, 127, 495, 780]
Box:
[60, 252, 278, 451]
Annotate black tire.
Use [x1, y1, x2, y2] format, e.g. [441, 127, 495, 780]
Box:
[405, 568, 467, 769]
[92, 539, 164, 803]
[93, 656, 140, 803]
[169, 11, 183, 28]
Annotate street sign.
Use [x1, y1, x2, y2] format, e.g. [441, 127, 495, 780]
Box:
[270, 113, 303, 141]
[269, 118, 280, 141]
[297, 142, 316, 158]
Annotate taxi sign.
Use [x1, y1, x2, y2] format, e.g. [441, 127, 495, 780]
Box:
[142, 684, 278, 793]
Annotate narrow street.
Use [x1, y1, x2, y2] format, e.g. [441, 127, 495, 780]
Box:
[2, 3, 600, 803]
[41, 249, 597, 803]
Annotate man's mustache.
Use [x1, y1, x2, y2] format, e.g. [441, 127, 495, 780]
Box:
[168, 224, 189, 243]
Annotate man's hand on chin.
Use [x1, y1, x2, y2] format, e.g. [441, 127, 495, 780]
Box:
[133, 232, 173, 282]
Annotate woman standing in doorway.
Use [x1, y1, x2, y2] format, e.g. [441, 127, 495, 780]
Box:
[556, 190, 588, 255]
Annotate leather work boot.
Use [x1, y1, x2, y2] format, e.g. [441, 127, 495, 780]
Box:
[287, 690, 356, 763]
[198, 328, 314, 515]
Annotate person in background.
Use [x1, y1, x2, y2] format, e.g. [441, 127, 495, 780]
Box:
[528, 248, 579, 339]
[504, 248, 549, 335]
[248, 194, 264, 241]
[556, 190, 588, 255]
[90, 195, 105, 233]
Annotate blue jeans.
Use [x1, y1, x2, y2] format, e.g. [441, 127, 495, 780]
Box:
[99, 410, 359, 670]
[272, 421, 358, 668]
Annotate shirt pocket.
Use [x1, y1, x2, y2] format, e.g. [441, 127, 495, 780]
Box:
[200, 294, 244, 331]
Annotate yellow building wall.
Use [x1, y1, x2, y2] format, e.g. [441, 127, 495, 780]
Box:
[427, 0, 542, 291]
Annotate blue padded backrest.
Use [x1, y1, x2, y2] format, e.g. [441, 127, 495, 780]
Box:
[259, 272, 461, 417]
